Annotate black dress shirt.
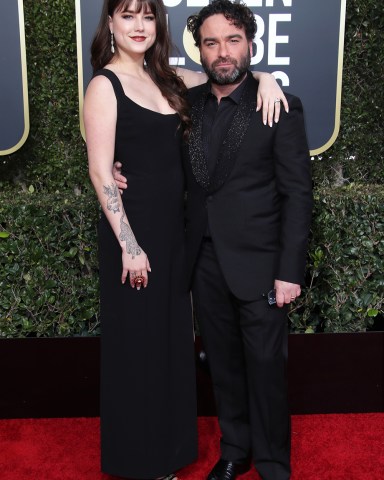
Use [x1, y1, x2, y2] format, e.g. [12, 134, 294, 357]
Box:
[202, 75, 248, 238]
[202, 75, 248, 177]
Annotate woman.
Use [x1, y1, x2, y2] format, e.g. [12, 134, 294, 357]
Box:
[84, 0, 286, 479]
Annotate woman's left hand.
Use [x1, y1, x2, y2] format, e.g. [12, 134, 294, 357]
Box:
[256, 72, 289, 127]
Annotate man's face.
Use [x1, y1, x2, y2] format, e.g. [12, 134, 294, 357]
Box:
[199, 14, 252, 85]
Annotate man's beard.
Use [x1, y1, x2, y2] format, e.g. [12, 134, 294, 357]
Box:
[201, 50, 251, 85]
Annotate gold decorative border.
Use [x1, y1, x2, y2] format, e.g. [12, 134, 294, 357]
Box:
[0, 0, 30, 155]
[75, 0, 86, 141]
[310, 0, 346, 156]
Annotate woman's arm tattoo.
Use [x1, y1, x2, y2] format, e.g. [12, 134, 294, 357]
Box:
[103, 183, 120, 214]
[119, 214, 141, 258]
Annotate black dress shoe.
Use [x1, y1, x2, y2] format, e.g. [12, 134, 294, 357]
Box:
[206, 459, 248, 480]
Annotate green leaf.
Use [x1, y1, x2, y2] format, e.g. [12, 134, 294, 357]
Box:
[23, 273, 32, 283]
[45, 280, 56, 289]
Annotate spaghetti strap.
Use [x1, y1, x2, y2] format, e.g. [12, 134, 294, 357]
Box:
[93, 68, 126, 101]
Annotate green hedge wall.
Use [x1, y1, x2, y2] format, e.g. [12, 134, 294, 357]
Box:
[311, 0, 384, 187]
[0, 193, 100, 337]
[0, 0, 383, 336]
[1, 187, 382, 337]
[290, 186, 384, 333]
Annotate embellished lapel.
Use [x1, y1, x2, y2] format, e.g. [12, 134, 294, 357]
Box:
[188, 83, 211, 191]
[209, 72, 257, 193]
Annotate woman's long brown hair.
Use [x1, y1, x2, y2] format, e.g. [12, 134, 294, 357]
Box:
[91, 0, 190, 137]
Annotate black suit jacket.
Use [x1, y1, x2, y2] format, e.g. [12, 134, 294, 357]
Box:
[183, 73, 313, 301]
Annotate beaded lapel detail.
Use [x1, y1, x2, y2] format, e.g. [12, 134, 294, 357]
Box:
[188, 83, 211, 191]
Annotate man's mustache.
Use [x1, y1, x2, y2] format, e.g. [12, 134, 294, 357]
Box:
[211, 56, 238, 68]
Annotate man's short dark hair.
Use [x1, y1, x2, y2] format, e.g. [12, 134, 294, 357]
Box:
[187, 0, 257, 47]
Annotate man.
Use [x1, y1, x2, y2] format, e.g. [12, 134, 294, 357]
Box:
[183, 2, 312, 479]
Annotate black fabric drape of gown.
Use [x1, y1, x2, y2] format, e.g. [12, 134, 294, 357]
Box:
[94, 69, 197, 479]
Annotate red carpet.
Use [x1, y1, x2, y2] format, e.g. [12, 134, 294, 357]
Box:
[0, 415, 383, 479]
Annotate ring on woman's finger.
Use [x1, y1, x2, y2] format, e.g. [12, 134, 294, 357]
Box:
[274, 97, 281, 103]
[134, 275, 145, 287]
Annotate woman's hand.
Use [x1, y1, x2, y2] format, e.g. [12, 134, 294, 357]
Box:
[256, 72, 289, 127]
[121, 248, 151, 290]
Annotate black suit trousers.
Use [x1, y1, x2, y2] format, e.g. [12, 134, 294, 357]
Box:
[192, 240, 291, 480]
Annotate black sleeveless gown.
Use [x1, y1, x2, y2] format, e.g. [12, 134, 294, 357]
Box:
[95, 69, 197, 479]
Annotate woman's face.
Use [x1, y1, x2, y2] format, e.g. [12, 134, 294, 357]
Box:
[109, 0, 156, 57]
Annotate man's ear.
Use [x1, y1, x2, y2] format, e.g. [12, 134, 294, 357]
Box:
[249, 41, 255, 58]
